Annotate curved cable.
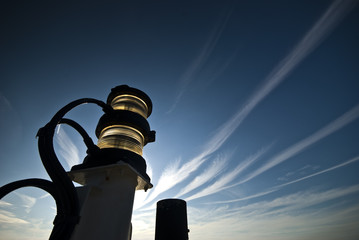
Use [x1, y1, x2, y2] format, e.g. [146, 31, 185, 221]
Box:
[59, 118, 99, 153]
[36, 98, 109, 239]
[0, 178, 69, 239]
[0, 178, 58, 202]
[0, 98, 110, 240]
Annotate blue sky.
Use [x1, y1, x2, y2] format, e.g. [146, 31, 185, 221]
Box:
[1, 0, 359, 239]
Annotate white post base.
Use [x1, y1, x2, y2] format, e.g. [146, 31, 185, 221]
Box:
[68, 163, 141, 240]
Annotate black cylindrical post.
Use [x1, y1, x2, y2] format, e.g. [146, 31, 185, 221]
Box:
[155, 199, 189, 240]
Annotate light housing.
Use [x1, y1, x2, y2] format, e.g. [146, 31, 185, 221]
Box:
[111, 94, 149, 118]
[71, 85, 155, 189]
[95, 85, 155, 156]
[97, 125, 144, 155]
[107, 85, 152, 118]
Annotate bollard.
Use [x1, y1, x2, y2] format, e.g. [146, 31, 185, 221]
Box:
[155, 199, 189, 240]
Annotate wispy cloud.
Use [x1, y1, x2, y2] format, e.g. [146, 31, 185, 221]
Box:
[276, 155, 359, 188]
[0, 93, 14, 112]
[0, 200, 13, 207]
[139, 151, 232, 210]
[55, 125, 81, 168]
[251, 0, 356, 102]
[187, 185, 359, 240]
[14, 192, 36, 214]
[201, 47, 239, 87]
[185, 146, 269, 201]
[209, 154, 359, 205]
[278, 164, 320, 181]
[133, 163, 153, 210]
[139, 154, 208, 209]
[203, 0, 357, 154]
[0, 193, 55, 238]
[0, 209, 29, 224]
[207, 189, 278, 205]
[0, 93, 23, 149]
[203, 0, 356, 158]
[228, 184, 359, 218]
[137, 0, 355, 211]
[200, 186, 359, 240]
[168, 5, 233, 113]
[0, 209, 53, 240]
[132, 209, 157, 239]
[175, 152, 230, 198]
[237, 104, 359, 184]
[38, 193, 51, 199]
[139, 157, 184, 207]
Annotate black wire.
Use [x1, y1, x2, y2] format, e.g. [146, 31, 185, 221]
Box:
[36, 98, 109, 239]
[0, 98, 110, 240]
[0, 178, 67, 239]
[59, 118, 99, 153]
[0, 179, 58, 203]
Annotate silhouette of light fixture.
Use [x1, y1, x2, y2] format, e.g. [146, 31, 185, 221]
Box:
[69, 85, 155, 188]
[0, 85, 189, 240]
[0, 85, 156, 240]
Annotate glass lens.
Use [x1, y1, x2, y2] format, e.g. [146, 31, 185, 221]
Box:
[111, 94, 148, 118]
[97, 125, 144, 155]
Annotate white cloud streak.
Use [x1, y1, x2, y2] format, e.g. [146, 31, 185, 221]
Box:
[185, 185, 359, 240]
[139, 0, 355, 210]
[133, 163, 153, 210]
[140, 157, 184, 207]
[185, 147, 269, 201]
[238, 104, 359, 184]
[229, 184, 359, 218]
[209, 154, 359, 205]
[205, 185, 359, 227]
[139, 154, 209, 209]
[168, 5, 233, 113]
[204, 0, 356, 154]
[202, 0, 356, 157]
[207, 189, 278, 205]
[14, 192, 36, 214]
[55, 125, 81, 168]
[38, 193, 51, 199]
[0, 200, 13, 207]
[175, 153, 230, 198]
[203, 47, 239, 87]
[276, 154, 359, 188]
[131, 209, 156, 239]
[0, 210, 29, 224]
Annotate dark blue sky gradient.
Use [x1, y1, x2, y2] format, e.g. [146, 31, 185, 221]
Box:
[1, 1, 359, 239]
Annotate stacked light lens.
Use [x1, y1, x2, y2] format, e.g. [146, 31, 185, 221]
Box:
[96, 85, 153, 156]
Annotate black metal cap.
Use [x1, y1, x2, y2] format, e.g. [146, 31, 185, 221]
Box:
[107, 85, 153, 117]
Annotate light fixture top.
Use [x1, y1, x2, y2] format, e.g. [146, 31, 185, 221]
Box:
[107, 85, 153, 117]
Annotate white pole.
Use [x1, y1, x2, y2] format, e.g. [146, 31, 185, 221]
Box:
[68, 163, 142, 240]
